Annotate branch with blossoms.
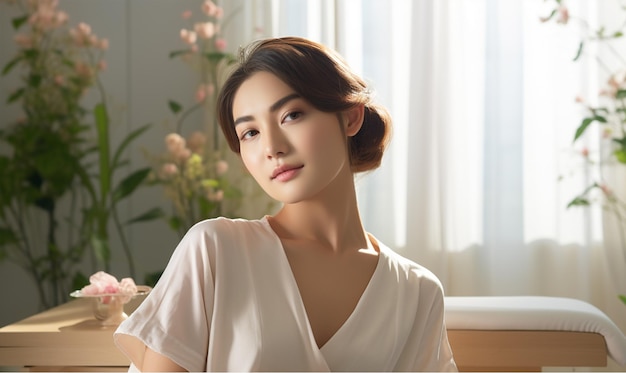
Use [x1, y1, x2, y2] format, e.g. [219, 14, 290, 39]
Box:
[144, 1, 249, 239]
[149, 131, 241, 238]
[542, 0, 626, 306]
[170, 0, 236, 150]
[0, 0, 159, 309]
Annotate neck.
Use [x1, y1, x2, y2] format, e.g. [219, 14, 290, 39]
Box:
[269, 172, 370, 254]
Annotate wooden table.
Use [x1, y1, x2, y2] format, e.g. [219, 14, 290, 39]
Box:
[0, 296, 622, 372]
[0, 298, 137, 371]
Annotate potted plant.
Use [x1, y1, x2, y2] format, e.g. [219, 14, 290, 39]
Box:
[0, 0, 160, 309]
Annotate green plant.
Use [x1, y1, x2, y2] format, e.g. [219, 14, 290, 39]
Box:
[0, 0, 159, 308]
[147, 0, 263, 238]
[542, 0, 626, 306]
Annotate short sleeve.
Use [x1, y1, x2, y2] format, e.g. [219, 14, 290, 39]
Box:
[394, 270, 458, 372]
[114, 221, 217, 372]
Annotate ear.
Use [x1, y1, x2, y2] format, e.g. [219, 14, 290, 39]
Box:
[344, 104, 365, 137]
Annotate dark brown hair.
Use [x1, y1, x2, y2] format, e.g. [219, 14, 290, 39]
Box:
[217, 36, 392, 173]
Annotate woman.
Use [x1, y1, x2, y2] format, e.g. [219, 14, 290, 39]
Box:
[114, 36, 457, 372]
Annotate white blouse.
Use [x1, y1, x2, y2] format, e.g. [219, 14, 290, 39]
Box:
[114, 217, 457, 372]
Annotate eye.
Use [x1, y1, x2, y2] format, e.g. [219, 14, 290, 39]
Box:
[238, 128, 259, 141]
[282, 111, 303, 123]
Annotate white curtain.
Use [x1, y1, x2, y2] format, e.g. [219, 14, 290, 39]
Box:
[227, 0, 626, 339]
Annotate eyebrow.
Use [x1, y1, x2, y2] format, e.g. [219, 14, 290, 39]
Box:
[233, 93, 301, 126]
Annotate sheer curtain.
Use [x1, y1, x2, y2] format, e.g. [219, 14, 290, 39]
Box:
[225, 0, 626, 341]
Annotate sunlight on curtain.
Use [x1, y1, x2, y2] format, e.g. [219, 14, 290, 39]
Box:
[523, 1, 604, 246]
[238, 0, 626, 343]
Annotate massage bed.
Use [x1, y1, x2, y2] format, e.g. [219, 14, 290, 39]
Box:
[444, 296, 626, 371]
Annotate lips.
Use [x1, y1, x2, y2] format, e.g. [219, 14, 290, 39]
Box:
[271, 164, 304, 180]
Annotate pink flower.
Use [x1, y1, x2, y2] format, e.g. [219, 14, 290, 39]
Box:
[195, 84, 207, 102]
[81, 271, 120, 295]
[53, 75, 65, 86]
[581, 147, 589, 158]
[194, 22, 216, 39]
[175, 147, 192, 162]
[97, 60, 107, 71]
[216, 160, 229, 176]
[180, 28, 197, 45]
[74, 61, 92, 78]
[13, 33, 33, 48]
[187, 131, 207, 153]
[166, 133, 186, 154]
[55, 10, 68, 25]
[201, 0, 218, 16]
[195, 83, 214, 103]
[207, 189, 224, 202]
[600, 183, 612, 196]
[160, 163, 179, 178]
[181, 10, 193, 20]
[556, 6, 569, 24]
[77, 22, 92, 36]
[79, 272, 139, 304]
[214, 7, 224, 19]
[119, 278, 137, 296]
[70, 22, 97, 46]
[98, 38, 109, 50]
[214, 38, 227, 51]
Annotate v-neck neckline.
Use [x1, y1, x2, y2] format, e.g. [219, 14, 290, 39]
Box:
[259, 216, 384, 352]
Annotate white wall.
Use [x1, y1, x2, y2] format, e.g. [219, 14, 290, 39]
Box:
[0, 0, 242, 326]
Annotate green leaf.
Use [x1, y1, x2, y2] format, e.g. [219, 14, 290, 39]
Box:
[567, 196, 590, 208]
[614, 31, 624, 38]
[573, 116, 606, 142]
[201, 179, 220, 189]
[203, 51, 232, 64]
[619, 294, 626, 306]
[617, 89, 626, 99]
[168, 215, 182, 231]
[7, 87, 24, 104]
[127, 207, 166, 224]
[94, 103, 111, 200]
[544, 9, 557, 22]
[144, 270, 164, 287]
[0, 226, 18, 246]
[573, 117, 593, 142]
[2, 55, 23, 76]
[573, 41, 584, 61]
[111, 123, 151, 171]
[614, 149, 626, 164]
[71, 271, 89, 291]
[168, 100, 183, 114]
[28, 73, 42, 87]
[112, 168, 151, 202]
[23, 49, 39, 60]
[169, 49, 193, 59]
[11, 15, 28, 30]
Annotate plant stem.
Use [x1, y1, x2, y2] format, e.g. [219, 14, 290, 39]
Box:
[112, 207, 135, 278]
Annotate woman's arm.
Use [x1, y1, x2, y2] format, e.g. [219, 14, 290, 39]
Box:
[140, 346, 187, 372]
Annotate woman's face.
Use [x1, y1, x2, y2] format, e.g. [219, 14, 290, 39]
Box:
[231, 71, 352, 204]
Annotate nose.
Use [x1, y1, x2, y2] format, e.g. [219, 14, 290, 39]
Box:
[263, 126, 288, 159]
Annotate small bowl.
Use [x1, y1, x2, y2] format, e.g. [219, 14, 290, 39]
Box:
[70, 285, 151, 326]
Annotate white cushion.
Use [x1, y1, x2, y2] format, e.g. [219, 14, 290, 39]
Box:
[444, 296, 626, 366]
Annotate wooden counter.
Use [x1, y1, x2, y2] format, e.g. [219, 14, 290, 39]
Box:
[0, 297, 618, 371]
[0, 298, 135, 371]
